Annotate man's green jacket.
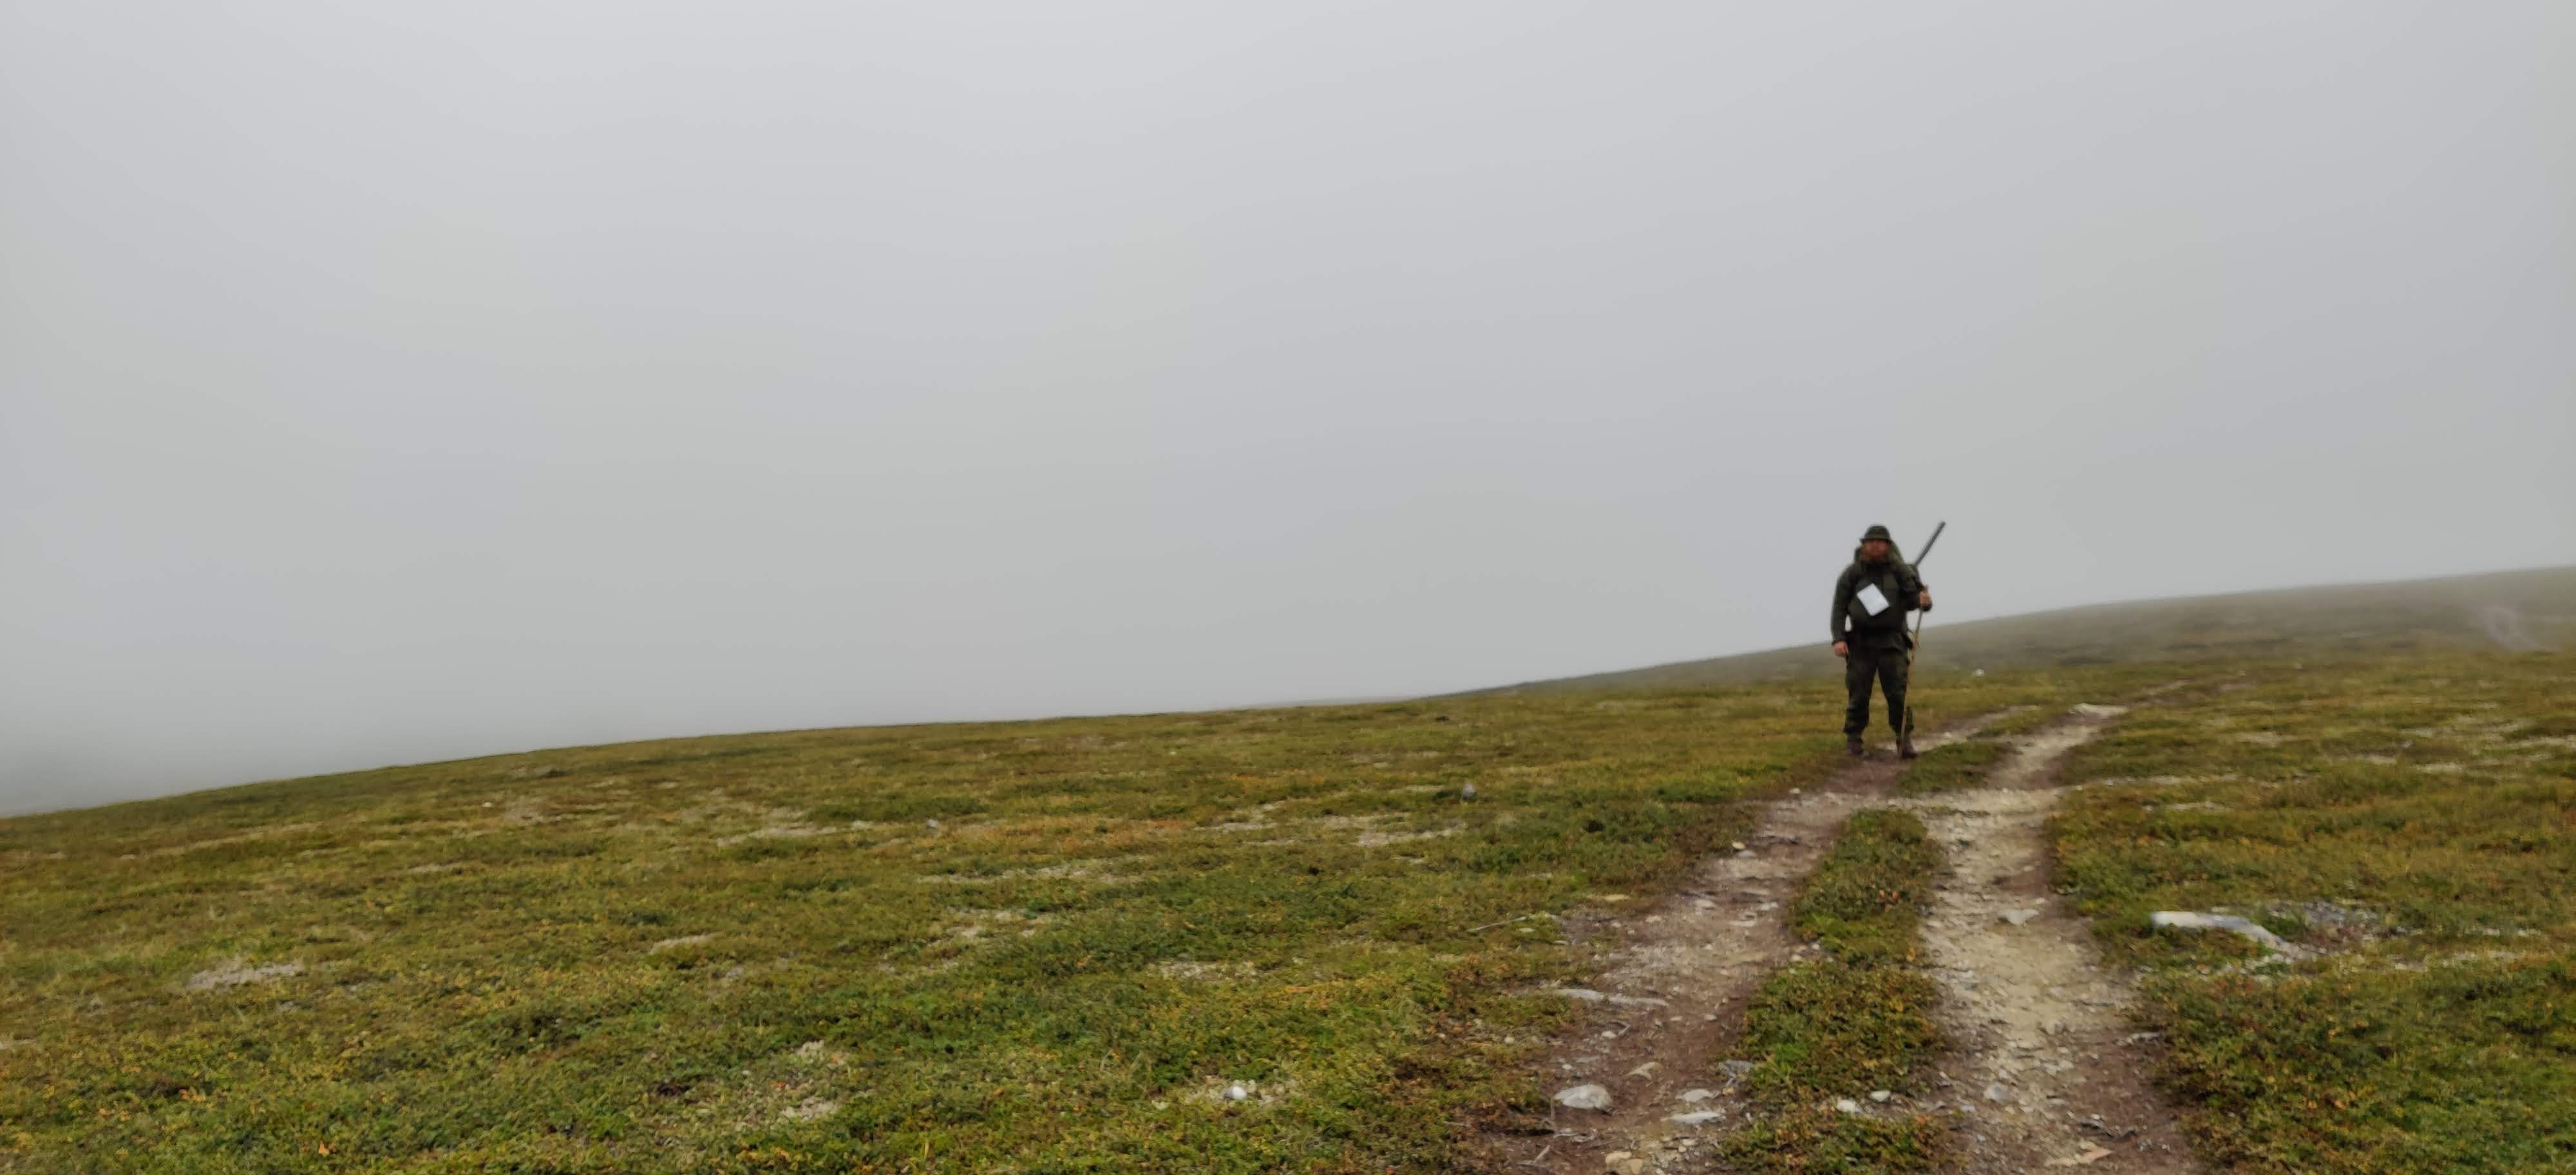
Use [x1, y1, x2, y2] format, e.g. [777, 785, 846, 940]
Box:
[1832, 546, 1930, 649]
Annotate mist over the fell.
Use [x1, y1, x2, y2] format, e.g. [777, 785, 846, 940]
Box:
[5, 1, 2571, 814]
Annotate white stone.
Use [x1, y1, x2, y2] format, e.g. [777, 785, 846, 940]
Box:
[1548, 988, 1670, 1009]
[1555, 1084, 1613, 1111]
[2147, 910, 2296, 953]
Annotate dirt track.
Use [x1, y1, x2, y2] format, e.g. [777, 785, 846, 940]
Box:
[1898, 708, 2201, 1173]
[1484, 720, 2000, 1173]
[1486, 705, 2202, 1174]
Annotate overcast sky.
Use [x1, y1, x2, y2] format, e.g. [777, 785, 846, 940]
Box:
[5, 1, 2571, 814]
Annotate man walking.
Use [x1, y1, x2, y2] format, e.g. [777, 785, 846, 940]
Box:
[1832, 524, 1933, 758]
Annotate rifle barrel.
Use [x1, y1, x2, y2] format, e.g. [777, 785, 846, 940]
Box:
[1901, 519, 1946, 739]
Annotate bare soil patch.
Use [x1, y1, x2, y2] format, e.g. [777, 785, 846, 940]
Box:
[1899, 708, 2201, 1174]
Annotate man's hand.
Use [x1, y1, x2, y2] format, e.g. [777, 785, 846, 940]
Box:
[1918, 590, 1932, 609]
[1832, 641, 1850, 658]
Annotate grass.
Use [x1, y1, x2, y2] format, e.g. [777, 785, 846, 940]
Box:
[1785, 810, 1944, 973]
[1899, 665, 2187, 796]
[2049, 649, 2576, 1172]
[1896, 738, 2009, 796]
[1722, 809, 1946, 1173]
[1, 684, 1882, 1174]
[8, 638, 2569, 1172]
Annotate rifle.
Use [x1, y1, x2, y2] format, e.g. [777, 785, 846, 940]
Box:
[1902, 521, 1946, 740]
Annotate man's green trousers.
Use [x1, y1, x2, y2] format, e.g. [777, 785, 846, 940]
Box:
[1843, 640, 1909, 738]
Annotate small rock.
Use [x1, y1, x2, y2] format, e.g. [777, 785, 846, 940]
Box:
[1730, 841, 1747, 851]
[2147, 910, 2297, 953]
[183, 960, 304, 991]
[1870, 1089, 1893, 1103]
[925, 819, 940, 829]
[1719, 1059, 1756, 1079]
[1555, 1083, 1613, 1111]
[1627, 1061, 1661, 1079]
[779, 1096, 838, 1122]
[1835, 1098, 1862, 1113]
[1225, 1083, 1249, 1102]
[1985, 1083, 2011, 1103]
[2002, 909, 2041, 926]
[1535, 989, 1680, 1010]
[1461, 783, 1477, 800]
[1669, 1109, 1724, 1125]
[1678, 1088, 1716, 1103]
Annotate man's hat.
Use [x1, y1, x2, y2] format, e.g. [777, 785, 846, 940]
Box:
[1859, 524, 1893, 544]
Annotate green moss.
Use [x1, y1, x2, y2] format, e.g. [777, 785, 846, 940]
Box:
[2144, 958, 2576, 1172]
[1788, 809, 1942, 966]
[2050, 649, 2576, 1172]
[1897, 736, 2010, 796]
[1726, 807, 1947, 1172]
[1721, 1106, 1949, 1174]
[1, 682, 1893, 1173]
[1738, 960, 1942, 1105]
[12, 647, 2566, 1171]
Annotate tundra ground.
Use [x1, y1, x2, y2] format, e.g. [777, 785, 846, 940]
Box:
[3, 651, 2568, 1173]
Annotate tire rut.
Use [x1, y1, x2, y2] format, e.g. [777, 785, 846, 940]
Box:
[1896, 707, 2202, 1174]
[1484, 718, 2005, 1174]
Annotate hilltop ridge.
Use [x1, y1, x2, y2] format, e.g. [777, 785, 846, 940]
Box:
[1471, 564, 2575, 694]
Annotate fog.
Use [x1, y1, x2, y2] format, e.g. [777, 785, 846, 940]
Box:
[5, 1, 2571, 814]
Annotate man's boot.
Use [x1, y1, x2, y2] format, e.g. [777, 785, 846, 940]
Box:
[1846, 735, 1865, 758]
[1897, 731, 1918, 759]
